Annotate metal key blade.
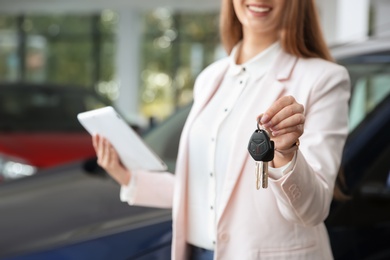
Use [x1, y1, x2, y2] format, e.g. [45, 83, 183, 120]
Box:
[260, 161, 269, 188]
[255, 162, 261, 190]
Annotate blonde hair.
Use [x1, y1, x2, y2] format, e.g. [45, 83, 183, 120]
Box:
[219, 0, 333, 61]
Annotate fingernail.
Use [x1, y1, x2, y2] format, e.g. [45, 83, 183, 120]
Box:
[261, 114, 270, 124]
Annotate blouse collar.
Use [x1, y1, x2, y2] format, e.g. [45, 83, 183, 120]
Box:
[228, 41, 282, 80]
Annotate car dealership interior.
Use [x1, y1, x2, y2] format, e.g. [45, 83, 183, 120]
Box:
[0, 0, 389, 259]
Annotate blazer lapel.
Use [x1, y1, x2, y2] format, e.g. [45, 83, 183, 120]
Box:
[176, 59, 230, 175]
[185, 62, 230, 127]
[217, 51, 298, 221]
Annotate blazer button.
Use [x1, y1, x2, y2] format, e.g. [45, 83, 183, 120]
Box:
[295, 192, 301, 199]
[292, 188, 300, 197]
[219, 233, 229, 242]
[289, 184, 297, 192]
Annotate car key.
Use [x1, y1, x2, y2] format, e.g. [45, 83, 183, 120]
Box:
[247, 121, 274, 189]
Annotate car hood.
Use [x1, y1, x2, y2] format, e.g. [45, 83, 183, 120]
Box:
[0, 132, 96, 168]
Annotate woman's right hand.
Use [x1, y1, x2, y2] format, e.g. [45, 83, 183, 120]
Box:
[92, 134, 131, 186]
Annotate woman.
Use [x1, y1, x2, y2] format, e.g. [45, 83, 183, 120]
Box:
[93, 0, 350, 259]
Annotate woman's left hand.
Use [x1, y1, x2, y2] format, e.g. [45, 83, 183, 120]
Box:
[258, 96, 305, 166]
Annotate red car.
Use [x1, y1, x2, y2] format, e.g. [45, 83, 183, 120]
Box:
[0, 83, 113, 182]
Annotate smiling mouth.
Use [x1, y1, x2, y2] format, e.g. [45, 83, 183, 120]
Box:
[247, 5, 272, 13]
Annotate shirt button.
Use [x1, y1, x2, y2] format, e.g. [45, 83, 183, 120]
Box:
[239, 80, 243, 84]
[210, 172, 213, 177]
[224, 108, 228, 112]
[242, 67, 246, 72]
[211, 138, 215, 142]
[213, 240, 216, 245]
[210, 206, 214, 210]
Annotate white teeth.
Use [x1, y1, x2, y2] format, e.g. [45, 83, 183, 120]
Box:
[248, 6, 271, 13]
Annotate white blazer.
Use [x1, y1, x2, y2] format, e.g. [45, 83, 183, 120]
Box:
[124, 50, 351, 259]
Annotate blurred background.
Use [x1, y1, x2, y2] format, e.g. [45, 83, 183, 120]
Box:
[0, 1, 224, 124]
[0, 0, 386, 122]
[0, 0, 389, 259]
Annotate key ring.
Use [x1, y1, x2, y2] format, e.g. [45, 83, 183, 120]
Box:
[257, 117, 262, 130]
[257, 116, 270, 136]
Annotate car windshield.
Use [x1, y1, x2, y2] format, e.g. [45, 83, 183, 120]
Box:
[339, 51, 390, 132]
[0, 87, 109, 132]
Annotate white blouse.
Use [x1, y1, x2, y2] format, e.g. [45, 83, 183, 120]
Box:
[186, 41, 296, 250]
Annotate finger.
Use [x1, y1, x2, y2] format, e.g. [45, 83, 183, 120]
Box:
[92, 134, 99, 151]
[272, 132, 300, 150]
[97, 136, 106, 164]
[267, 104, 304, 129]
[272, 124, 304, 137]
[106, 142, 118, 168]
[261, 96, 296, 125]
[102, 139, 112, 167]
[109, 145, 119, 162]
[270, 113, 305, 132]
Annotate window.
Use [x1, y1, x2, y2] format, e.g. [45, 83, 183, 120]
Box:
[341, 52, 390, 131]
[0, 85, 110, 131]
[0, 16, 18, 81]
[0, 14, 116, 88]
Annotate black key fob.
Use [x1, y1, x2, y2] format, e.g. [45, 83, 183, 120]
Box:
[247, 129, 274, 162]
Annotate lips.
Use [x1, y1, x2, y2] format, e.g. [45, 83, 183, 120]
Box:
[247, 5, 272, 14]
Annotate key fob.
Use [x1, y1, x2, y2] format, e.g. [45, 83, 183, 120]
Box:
[247, 129, 274, 162]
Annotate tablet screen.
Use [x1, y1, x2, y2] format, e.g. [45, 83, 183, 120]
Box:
[77, 106, 167, 172]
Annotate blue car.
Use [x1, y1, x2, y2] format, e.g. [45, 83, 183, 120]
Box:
[0, 37, 389, 259]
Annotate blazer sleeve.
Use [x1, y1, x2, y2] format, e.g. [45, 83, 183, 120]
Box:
[120, 169, 175, 208]
[269, 64, 351, 226]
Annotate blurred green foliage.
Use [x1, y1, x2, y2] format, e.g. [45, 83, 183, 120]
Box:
[0, 10, 220, 120]
[140, 11, 220, 118]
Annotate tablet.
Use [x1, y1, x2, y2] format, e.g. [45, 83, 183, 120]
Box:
[77, 106, 167, 172]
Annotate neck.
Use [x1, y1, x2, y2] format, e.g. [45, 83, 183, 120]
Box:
[236, 31, 279, 64]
